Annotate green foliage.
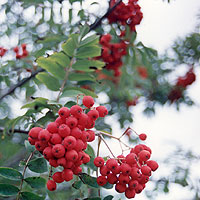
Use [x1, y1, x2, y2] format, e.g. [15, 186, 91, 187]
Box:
[0, 167, 22, 181]
[27, 158, 47, 173]
[0, 184, 19, 197]
[20, 191, 44, 200]
[24, 177, 46, 189]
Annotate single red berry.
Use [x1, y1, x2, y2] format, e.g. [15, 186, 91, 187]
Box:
[58, 124, 70, 138]
[28, 137, 37, 145]
[74, 139, 84, 152]
[100, 165, 110, 176]
[35, 141, 47, 152]
[120, 163, 132, 175]
[62, 169, 73, 181]
[129, 180, 139, 189]
[47, 180, 56, 191]
[13, 46, 19, 53]
[49, 158, 59, 168]
[86, 130, 95, 142]
[139, 133, 147, 141]
[115, 183, 126, 193]
[81, 131, 89, 142]
[118, 174, 130, 185]
[73, 166, 82, 175]
[52, 144, 65, 158]
[141, 166, 152, 176]
[63, 161, 74, 169]
[140, 144, 152, 154]
[87, 109, 99, 121]
[111, 164, 121, 174]
[52, 172, 64, 183]
[107, 173, 118, 184]
[106, 158, 118, 171]
[132, 144, 144, 155]
[130, 167, 141, 179]
[21, 43, 26, 50]
[70, 105, 82, 118]
[82, 96, 94, 108]
[47, 122, 59, 133]
[125, 188, 136, 199]
[28, 127, 43, 139]
[135, 183, 144, 194]
[50, 133, 62, 144]
[125, 153, 137, 165]
[78, 113, 89, 127]
[138, 150, 151, 162]
[96, 176, 107, 186]
[63, 136, 77, 150]
[43, 146, 53, 160]
[96, 106, 108, 117]
[65, 149, 78, 162]
[82, 153, 90, 164]
[71, 127, 82, 139]
[55, 117, 66, 125]
[58, 107, 70, 118]
[146, 160, 159, 171]
[85, 117, 95, 129]
[94, 156, 105, 167]
[38, 129, 51, 142]
[57, 157, 67, 167]
[66, 116, 78, 129]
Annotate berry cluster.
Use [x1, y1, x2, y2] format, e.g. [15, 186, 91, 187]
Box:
[94, 142, 158, 199]
[97, 34, 127, 77]
[14, 44, 28, 59]
[0, 47, 7, 57]
[0, 44, 28, 59]
[27, 96, 108, 191]
[108, 0, 143, 32]
[168, 67, 196, 103]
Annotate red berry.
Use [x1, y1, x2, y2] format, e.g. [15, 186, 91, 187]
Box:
[138, 150, 151, 162]
[58, 124, 70, 138]
[47, 180, 56, 191]
[28, 127, 43, 139]
[74, 139, 84, 152]
[43, 147, 53, 160]
[115, 183, 126, 193]
[65, 149, 78, 162]
[146, 160, 159, 171]
[57, 157, 67, 167]
[96, 176, 107, 186]
[47, 122, 59, 133]
[141, 166, 152, 176]
[135, 184, 144, 194]
[106, 159, 118, 170]
[82, 96, 94, 108]
[94, 156, 105, 167]
[125, 188, 136, 199]
[120, 163, 132, 175]
[139, 133, 147, 141]
[38, 129, 51, 142]
[86, 130, 95, 142]
[96, 106, 108, 117]
[52, 172, 64, 183]
[78, 113, 89, 127]
[52, 144, 65, 158]
[132, 144, 144, 155]
[125, 153, 137, 165]
[28, 137, 37, 145]
[128, 180, 139, 189]
[66, 116, 78, 129]
[35, 141, 47, 151]
[87, 110, 99, 121]
[13, 46, 19, 53]
[118, 174, 130, 185]
[107, 173, 118, 184]
[71, 127, 82, 139]
[62, 169, 73, 181]
[70, 105, 82, 118]
[50, 133, 62, 144]
[100, 165, 110, 176]
[58, 107, 70, 118]
[55, 117, 66, 125]
[63, 136, 77, 150]
[85, 117, 95, 129]
[49, 158, 59, 168]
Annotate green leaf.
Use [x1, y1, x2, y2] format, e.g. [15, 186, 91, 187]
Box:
[0, 167, 22, 181]
[49, 52, 70, 68]
[76, 45, 101, 58]
[60, 89, 84, 97]
[24, 140, 36, 153]
[103, 195, 114, 200]
[36, 72, 60, 91]
[72, 59, 105, 72]
[36, 57, 65, 80]
[0, 184, 19, 197]
[21, 98, 48, 109]
[84, 144, 95, 157]
[80, 35, 100, 47]
[64, 101, 76, 108]
[79, 24, 90, 40]
[61, 87, 97, 98]
[62, 34, 79, 57]
[68, 73, 96, 82]
[72, 180, 82, 189]
[24, 177, 46, 189]
[102, 182, 113, 189]
[20, 192, 44, 200]
[79, 173, 99, 188]
[28, 158, 47, 173]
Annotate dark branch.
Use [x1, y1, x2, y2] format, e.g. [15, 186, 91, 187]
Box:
[0, 1, 122, 100]
[0, 127, 29, 134]
[0, 68, 44, 101]
[89, 0, 122, 31]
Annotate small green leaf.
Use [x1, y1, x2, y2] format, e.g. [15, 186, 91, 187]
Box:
[61, 87, 97, 98]
[79, 173, 99, 188]
[24, 177, 46, 189]
[61, 89, 84, 97]
[84, 144, 95, 158]
[36, 72, 60, 91]
[20, 191, 44, 200]
[0, 184, 19, 197]
[68, 73, 96, 82]
[21, 98, 48, 109]
[80, 35, 100, 47]
[49, 52, 70, 68]
[79, 24, 90, 39]
[76, 45, 101, 58]
[28, 158, 47, 173]
[36, 57, 65, 80]
[62, 34, 79, 57]
[103, 195, 114, 200]
[102, 182, 113, 189]
[72, 180, 82, 189]
[0, 167, 22, 181]
[64, 101, 76, 108]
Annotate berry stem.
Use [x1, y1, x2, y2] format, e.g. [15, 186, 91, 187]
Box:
[16, 150, 36, 200]
[48, 166, 53, 180]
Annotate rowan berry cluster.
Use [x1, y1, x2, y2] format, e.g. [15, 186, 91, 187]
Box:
[108, 0, 143, 32]
[168, 67, 196, 103]
[97, 34, 127, 77]
[27, 96, 108, 191]
[0, 44, 28, 59]
[94, 142, 158, 199]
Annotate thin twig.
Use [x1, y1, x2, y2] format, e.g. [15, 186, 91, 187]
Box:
[16, 150, 36, 200]
[99, 135, 115, 158]
[0, 127, 29, 135]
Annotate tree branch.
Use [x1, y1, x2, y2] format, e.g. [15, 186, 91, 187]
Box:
[0, 68, 44, 101]
[0, 0, 122, 100]
[0, 127, 28, 135]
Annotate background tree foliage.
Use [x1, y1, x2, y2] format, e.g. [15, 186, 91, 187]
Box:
[0, 0, 199, 199]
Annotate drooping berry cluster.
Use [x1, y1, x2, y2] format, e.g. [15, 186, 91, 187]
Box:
[168, 67, 196, 103]
[94, 139, 158, 198]
[97, 34, 127, 77]
[27, 96, 108, 191]
[108, 0, 143, 32]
